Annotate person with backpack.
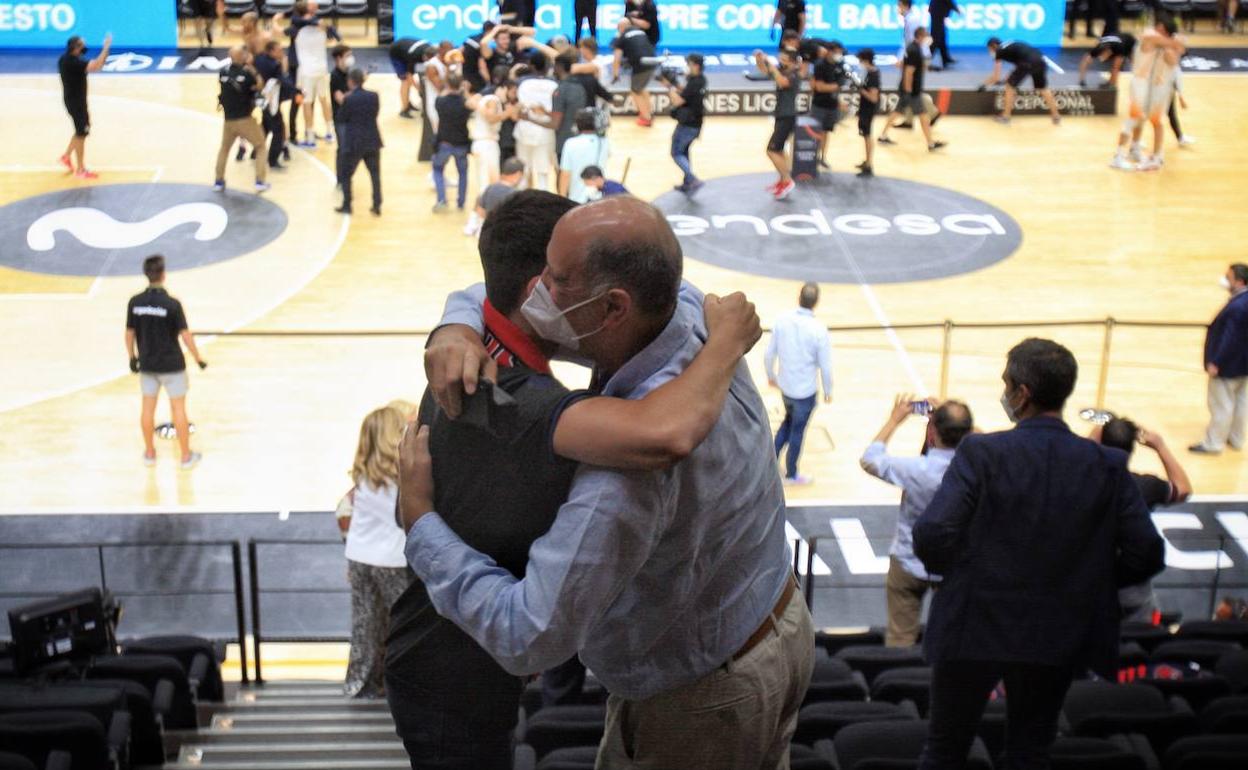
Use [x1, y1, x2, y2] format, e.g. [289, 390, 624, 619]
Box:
[558, 110, 609, 203]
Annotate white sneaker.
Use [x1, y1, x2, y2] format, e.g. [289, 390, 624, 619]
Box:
[1138, 156, 1163, 172]
[179, 452, 202, 470]
[1128, 145, 1143, 163]
[1109, 155, 1135, 171]
[142, 452, 156, 467]
[1178, 135, 1196, 147]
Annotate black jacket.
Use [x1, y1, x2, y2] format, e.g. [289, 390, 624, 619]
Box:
[1204, 291, 1248, 379]
[913, 417, 1165, 677]
[338, 88, 383, 154]
[929, 0, 960, 18]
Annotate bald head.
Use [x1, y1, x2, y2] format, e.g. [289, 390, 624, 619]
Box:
[799, 282, 819, 309]
[229, 45, 248, 65]
[549, 197, 683, 320]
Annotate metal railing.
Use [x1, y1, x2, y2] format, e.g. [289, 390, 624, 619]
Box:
[0, 540, 250, 683]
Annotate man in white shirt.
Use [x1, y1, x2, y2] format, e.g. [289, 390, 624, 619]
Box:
[293, 2, 334, 147]
[860, 394, 973, 647]
[764, 282, 832, 485]
[422, 41, 451, 133]
[514, 52, 559, 191]
[558, 111, 609, 203]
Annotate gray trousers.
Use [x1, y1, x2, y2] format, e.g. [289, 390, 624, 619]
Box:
[1204, 376, 1248, 450]
[595, 587, 816, 770]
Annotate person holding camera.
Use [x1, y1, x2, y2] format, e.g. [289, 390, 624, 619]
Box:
[213, 45, 270, 193]
[659, 54, 707, 195]
[126, 255, 207, 470]
[810, 41, 848, 169]
[860, 394, 973, 647]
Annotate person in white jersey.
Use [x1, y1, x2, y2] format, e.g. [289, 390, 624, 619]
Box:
[293, 1, 335, 147]
[1110, 15, 1186, 172]
[514, 51, 559, 191]
[464, 79, 515, 236]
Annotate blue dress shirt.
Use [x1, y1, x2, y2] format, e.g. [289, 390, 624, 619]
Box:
[859, 442, 953, 582]
[764, 308, 833, 400]
[407, 284, 793, 701]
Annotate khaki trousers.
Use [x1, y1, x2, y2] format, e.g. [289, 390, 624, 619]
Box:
[886, 556, 932, 648]
[595, 587, 816, 770]
[215, 116, 268, 184]
[1204, 375, 1248, 451]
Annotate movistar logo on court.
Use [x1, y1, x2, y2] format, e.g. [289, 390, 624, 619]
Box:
[0, 183, 288, 278]
[653, 173, 1023, 285]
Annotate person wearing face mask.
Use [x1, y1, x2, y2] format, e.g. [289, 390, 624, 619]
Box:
[384, 190, 764, 770]
[754, 46, 803, 200]
[877, 28, 945, 153]
[810, 42, 848, 169]
[336, 68, 383, 216]
[911, 338, 1165, 770]
[330, 45, 354, 182]
[1190, 264, 1248, 455]
[58, 34, 111, 179]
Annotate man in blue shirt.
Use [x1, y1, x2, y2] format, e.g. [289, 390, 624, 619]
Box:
[405, 197, 813, 768]
[765, 282, 833, 485]
[913, 338, 1165, 770]
[861, 394, 973, 647]
[1191, 263, 1248, 455]
[578, 164, 627, 199]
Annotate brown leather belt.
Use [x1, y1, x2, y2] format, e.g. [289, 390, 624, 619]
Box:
[733, 575, 798, 662]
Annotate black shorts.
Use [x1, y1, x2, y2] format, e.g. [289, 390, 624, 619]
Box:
[810, 105, 840, 131]
[66, 102, 89, 137]
[857, 110, 875, 138]
[893, 92, 924, 115]
[1007, 60, 1048, 90]
[768, 116, 796, 153]
[193, 0, 218, 18]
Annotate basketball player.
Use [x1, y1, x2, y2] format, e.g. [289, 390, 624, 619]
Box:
[293, 1, 337, 147]
[58, 34, 111, 179]
[126, 256, 206, 470]
[1078, 31, 1136, 88]
[389, 37, 435, 118]
[1110, 16, 1186, 172]
[982, 37, 1061, 125]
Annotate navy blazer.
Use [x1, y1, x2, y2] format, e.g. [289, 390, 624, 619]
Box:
[338, 88, 383, 155]
[1204, 290, 1248, 379]
[929, 0, 960, 18]
[913, 417, 1165, 677]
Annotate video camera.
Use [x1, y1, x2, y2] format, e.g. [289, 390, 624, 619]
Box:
[657, 64, 684, 88]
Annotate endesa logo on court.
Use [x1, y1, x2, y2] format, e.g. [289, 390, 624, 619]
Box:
[653, 173, 1023, 284]
[393, 0, 1065, 48]
[0, 1, 175, 47]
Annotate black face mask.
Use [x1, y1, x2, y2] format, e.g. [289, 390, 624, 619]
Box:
[79, 47, 89, 56]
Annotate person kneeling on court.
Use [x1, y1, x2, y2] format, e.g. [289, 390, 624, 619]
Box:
[981, 37, 1061, 125]
[125, 255, 207, 470]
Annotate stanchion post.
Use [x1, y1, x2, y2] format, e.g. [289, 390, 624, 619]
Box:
[247, 540, 264, 685]
[230, 542, 250, 685]
[939, 320, 953, 400]
[1097, 317, 1115, 409]
[804, 537, 816, 611]
[792, 538, 802, 581]
[1209, 535, 1225, 620]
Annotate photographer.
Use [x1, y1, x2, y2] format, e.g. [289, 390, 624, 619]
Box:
[660, 53, 707, 195]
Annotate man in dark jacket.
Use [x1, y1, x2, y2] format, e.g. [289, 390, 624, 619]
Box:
[1191, 263, 1248, 454]
[912, 337, 1165, 770]
[928, 0, 960, 70]
[336, 68, 382, 215]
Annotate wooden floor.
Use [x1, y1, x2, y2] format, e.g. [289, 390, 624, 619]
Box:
[2, 47, 1247, 514]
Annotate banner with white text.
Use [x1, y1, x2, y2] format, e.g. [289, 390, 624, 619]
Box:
[0, 1, 176, 48]
[393, 0, 1064, 49]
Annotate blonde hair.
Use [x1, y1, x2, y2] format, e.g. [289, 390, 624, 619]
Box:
[351, 407, 405, 490]
[241, 11, 259, 35]
[387, 399, 419, 420]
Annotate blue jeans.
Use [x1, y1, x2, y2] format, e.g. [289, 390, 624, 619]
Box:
[774, 394, 816, 479]
[432, 142, 469, 208]
[671, 124, 701, 187]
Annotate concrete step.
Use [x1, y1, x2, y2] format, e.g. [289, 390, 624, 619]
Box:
[214, 698, 392, 713]
[165, 761, 409, 770]
[192, 725, 401, 744]
[211, 712, 394, 729]
[236, 686, 347, 700]
[179, 742, 408, 764]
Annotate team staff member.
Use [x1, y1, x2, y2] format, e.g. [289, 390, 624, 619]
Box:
[611, 19, 658, 127]
[337, 69, 383, 216]
[754, 47, 802, 200]
[661, 53, 707, 195]
[254, 40, 292, 171]
[913, 338, 1164, 769]
[861, 395, 974, 646]
[855, 48, 882, 177]
[1191, 264, 1248, 455]
[330, 45, 353, 180]
[126, 255, 206, 470]
[928, 0, 960, 70]
[390, 37, 433, 118]
[982, 37, 1061, 124]
[878, 28, 945, 152]
[58, 34, 111, 179]
[1079, 32, 1136, 88]
[810, 41, 847, 169]
[213, 46, 270, 193]
[773, 0, 806, 37]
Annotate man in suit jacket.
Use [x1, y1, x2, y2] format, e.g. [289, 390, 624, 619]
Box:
[928, 0, 960, 70]
[1192, 263, 1248, 454]
[912, 337, 1165, 770]
[336, 68, 383, 216]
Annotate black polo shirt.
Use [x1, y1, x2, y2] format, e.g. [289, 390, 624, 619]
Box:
[903, 41, 925, 95]
[434, 92, 472, 146]
[673, 73, 707, 127]
[217, 65, 257, 120]
[385, 300, 582, 731]
[59, 52, 88, 108]
[812, 58, 844, 109]
[330, 66, 349, 122]
[778, 0, 806, 32]
[996, 40, 1044, 67]
[775, 67, 801, 117]
[462, 32, 486, 89]
[126, 286, 188, 374]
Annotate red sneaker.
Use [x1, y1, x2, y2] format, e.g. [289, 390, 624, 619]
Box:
[774, 179, 796, 200]
[75, 169, 99, 180]
[635, 117, 652, 127]
[59, 154, 73, 173]
[764, 180, 782, 192]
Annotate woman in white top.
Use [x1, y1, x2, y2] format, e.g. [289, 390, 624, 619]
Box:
[342, 406, 411, 698]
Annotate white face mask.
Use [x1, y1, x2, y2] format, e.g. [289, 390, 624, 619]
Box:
[832, 53, 844, 62]
[1220, 275, 1232, 291]
[343, 54, 356, 68]
[520, 280, 606, 351]
[1000, 390, 1020, 424]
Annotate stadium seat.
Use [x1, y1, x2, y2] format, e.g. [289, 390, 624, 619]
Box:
[0, 752, 35, 770]
[1063, 681, 1198, 752]
[835, 645, 926, 685]
[829, 720, 994, 770]
[793, 700, 919, 745]
[802, 657, 869, 705]
[1214, 649, 1248, 692]
[1121, 622, 1173, 653]
[1137, 673, 1234, 713]
[122, 634, 224, 702]
[333, 0, 372, 35]
[0, 683, 129, 740]
[0, 711, 119, 770]
[1175, 620, 1248, 648]
[1151, 640, 1241, 670]
[1161, 734, 1248, 770]
[815, 628, 884, 656]
[1047, 735, 1153, 770]
[1119, 642, 1150, 671]
[73, 679, 167, 765]
[515, 742, 836, 770]
[1199, 694, 1248, 734]
[87, 653, 198, 729]
[870, 666, 933, 716]
[518, 704, 606, 760]
[789, 742, 836, 770]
